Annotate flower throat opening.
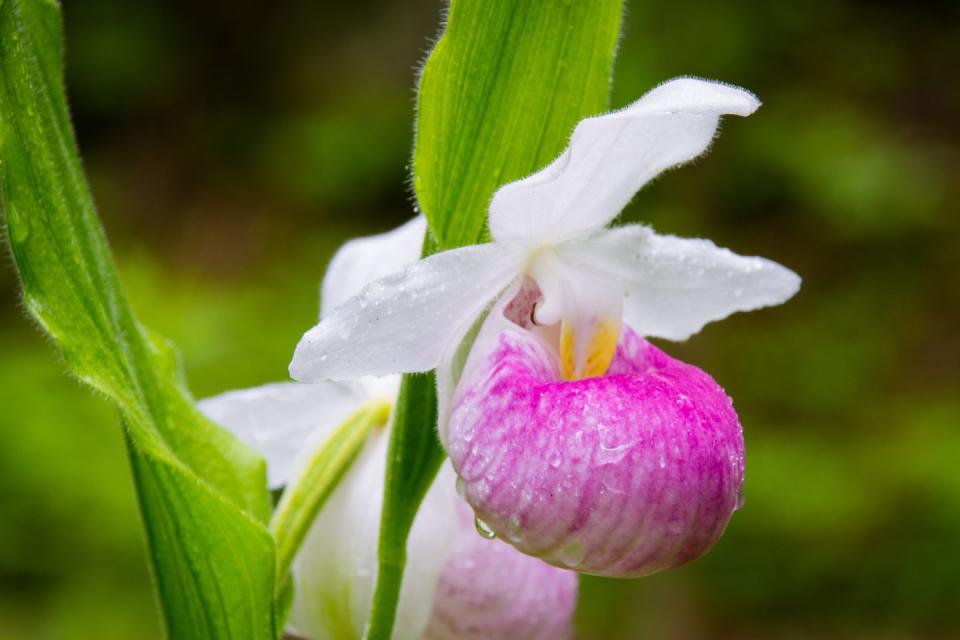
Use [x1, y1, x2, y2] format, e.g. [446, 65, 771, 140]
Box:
[504, 276, 621, 381]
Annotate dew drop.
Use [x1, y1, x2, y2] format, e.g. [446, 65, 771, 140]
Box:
[506, 514, 524, 543]
[596, 442, 632, 466]
[455, 475, 465, 499]
[5, 204, 30, 244]
[734, 489, 745, 511]
[559, 541, 585, 568]
[549, 450, 562, 468]
[474, 516, 496, 539]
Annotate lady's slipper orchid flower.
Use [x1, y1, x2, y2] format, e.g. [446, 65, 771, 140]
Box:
[200, 224, 576, 639]
[288, 77, 800, 578]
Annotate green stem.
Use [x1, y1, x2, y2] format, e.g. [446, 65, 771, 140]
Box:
[364, 557, 404, 640]
[270, 400, 391, 588]
[365, 373, 445, 640]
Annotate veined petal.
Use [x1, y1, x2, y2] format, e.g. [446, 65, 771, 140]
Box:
[321, 216, 428, 320]
[290, 243, 522, 381]
[488, 78, 760, 244]
[425, 502, 578, 640]
[198, 381, 367, 488]
[557, 225, 801, 341]
[288, 432, 459, 640]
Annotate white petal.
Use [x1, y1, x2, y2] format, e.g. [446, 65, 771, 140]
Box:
[287, 433, 459, 640]
[290, 243, 522, 381]
[436, 286, 536, 447]
[557, 225, 800, 341]
[198, 381, 367, 488]
[321, 216, 428, 319]
[488, 78, 760, 243]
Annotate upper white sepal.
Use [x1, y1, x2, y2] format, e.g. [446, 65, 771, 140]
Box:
[489, 77, 760, 244]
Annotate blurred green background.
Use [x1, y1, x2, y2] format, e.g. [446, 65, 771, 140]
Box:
[1, 1, 958, 638]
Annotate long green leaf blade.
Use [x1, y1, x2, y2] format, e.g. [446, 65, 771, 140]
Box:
[369, 1, 624, 637]
[0, 1, 276, 637]
[129, 443, 277, 639]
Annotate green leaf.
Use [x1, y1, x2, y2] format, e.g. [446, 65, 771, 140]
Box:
[270, 400, 392, 586]
[0, 1, 277, 637]
[128, 442, 276, 638]
[414, 0, 625, 250]
[368, 2, 624, 637]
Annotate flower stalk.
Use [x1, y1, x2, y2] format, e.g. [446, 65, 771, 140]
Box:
[365, 373, 445, 640]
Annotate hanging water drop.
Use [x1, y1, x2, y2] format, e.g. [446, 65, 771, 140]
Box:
[734, 489, 745, 511]
[455, 475, 466, 499]
[474, 515, 496, 539]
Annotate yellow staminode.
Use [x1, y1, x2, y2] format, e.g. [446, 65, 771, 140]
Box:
[560, 317, 620, 380]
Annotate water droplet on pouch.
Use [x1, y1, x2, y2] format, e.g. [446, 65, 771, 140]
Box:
[455, 475, 465, 498]
[474, 516, 496, 539]
[549, 450, 562, 468]
[734, 489, 745, 511]
[559, 541, 585, 567]
[506, 514, 524, 543]
[596, 442, 632, 466]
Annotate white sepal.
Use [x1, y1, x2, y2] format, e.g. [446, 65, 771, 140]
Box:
[198, 381, 366, 488]
[290, 243, 522, 381]
[488, 77, 760, 244]
[557, 225, 801, 341]
[321, 216, 427, 320]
